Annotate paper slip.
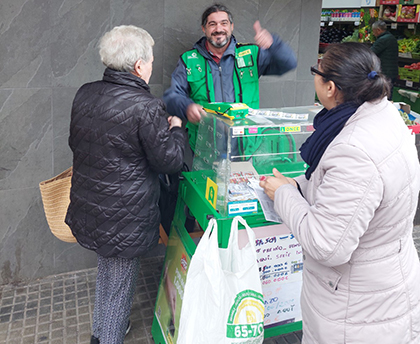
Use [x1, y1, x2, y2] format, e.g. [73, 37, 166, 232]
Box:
[245, 114, 273, 124]
[248, 180, 282, 223]
[249, 109, 309, 120]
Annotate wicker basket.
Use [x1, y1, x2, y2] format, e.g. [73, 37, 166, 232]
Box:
[39, 167, 77, 243]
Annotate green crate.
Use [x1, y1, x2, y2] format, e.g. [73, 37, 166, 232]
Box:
[399, 67, 420, 82]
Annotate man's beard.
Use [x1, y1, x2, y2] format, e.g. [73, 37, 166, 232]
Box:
[208, 32, 231, 48]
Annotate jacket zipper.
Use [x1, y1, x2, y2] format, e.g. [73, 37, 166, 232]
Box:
[218, 65, 225, 102]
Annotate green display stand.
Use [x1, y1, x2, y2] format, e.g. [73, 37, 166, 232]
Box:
[151, 105, 320, 343]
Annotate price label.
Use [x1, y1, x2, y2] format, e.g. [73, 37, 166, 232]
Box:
[280, 126, 301, 133]
[409, 24, 415, 30]
[391, 23, 398, 29]
[406, 80, 414, 88]
[320, 22, 325, 27]
[328, 21, 333, 26]
[354, 21, 360, 26]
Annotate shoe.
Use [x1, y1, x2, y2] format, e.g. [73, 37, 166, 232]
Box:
[125, 320, 131, 336]
[90, 336, 100, 344]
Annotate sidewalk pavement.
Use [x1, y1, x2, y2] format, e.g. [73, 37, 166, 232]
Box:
[1, 226, 420, 344]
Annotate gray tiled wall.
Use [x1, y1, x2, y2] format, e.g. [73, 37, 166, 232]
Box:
[0, 0, 322, 285]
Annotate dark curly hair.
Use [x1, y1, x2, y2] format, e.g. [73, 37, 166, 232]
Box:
[201, 3, 233, 27]
[320, 42, 390, 105]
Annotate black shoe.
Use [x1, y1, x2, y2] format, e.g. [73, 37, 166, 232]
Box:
[125, 320, 131, 336]
[90, 336, 100, 344]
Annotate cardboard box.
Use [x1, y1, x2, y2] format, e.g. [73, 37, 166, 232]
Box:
[397, 4, 420, 22]
[379, 4, 399, 21]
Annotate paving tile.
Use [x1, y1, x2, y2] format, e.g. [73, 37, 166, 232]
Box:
[3, 229, 420, 344]
[24, 317, 36, 327]
[23, 336, 36, 344]
[0, 332, 8, 342]
[23, 326, 36, 336]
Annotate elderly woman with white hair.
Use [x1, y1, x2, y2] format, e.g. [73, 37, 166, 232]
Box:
[65, 25, 186, 344]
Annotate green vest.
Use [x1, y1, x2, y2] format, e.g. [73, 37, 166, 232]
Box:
[181, 44, 260, 151]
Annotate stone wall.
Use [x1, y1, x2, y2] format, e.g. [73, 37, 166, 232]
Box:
[0, 0, 322, 285]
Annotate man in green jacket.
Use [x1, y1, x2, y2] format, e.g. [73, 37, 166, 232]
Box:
[163, 3, 297, 153]
[371, 20, 398, 100]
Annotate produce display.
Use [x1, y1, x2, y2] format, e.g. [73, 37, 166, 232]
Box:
[412, 39, 420, 55]
[399, 109, 417, 126]
[400, 5, 417, 20]
[341, 30, 359, 42]
[319, 27, 353, 44]
[403, 62, 420, 70]
[398, 37, 420, 53]
[382, 5, 397, 21]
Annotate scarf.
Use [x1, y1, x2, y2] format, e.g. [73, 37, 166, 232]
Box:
[300, 101, 359, 180]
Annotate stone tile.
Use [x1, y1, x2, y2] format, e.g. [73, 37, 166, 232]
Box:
[37, 332, 50, 342]
[51, 328, 63, 339]
[25, 308, 38, 319]
[110, 0, 164, 85]
[24, 318, 36, 327]
[0, 1, 51, 88]
[10, 320, 23, 331]
[38, 314, 51, 324]
[37, 323, 50, 333]
[259, 79, 297, 108]
[0, 306, 12, 315]
[0, 322, 9, 332]
[23, 337, 37, 344]
[23, 326, 36, 336]
[49, 0, 107, 88]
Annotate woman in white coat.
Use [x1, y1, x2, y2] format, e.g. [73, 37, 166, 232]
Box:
[260, 43, 420, 344]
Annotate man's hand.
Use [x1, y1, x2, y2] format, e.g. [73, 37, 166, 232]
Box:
[186, 103, 206, 123]
[253, 20, 273, 50]
[259, 168, 296, 200]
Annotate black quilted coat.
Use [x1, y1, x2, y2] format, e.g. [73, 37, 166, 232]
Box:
[65, 68, 186, 258]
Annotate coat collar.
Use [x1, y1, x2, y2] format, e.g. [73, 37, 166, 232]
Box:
[377, 30, 391, 39]
[346, 97, 389, 125]
[102, 67, 150, 92]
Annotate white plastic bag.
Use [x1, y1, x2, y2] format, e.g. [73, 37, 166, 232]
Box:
[177, 216, 264, 344]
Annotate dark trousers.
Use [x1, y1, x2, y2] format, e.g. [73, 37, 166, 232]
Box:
[92, 254, 141, 344]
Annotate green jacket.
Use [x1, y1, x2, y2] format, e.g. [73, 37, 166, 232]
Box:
[371, 31, 398, 80]
[181, 44, 260, 151]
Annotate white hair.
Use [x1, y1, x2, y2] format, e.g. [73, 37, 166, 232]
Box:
[99, 25, 154, 72]
[372, 20, 387, 32]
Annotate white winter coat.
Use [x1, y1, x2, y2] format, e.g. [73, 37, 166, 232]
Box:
[274, 97, 420, 344]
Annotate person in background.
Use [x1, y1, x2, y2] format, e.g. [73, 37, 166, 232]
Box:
[371, 20, 398, 100]
[260, 43, 420, 344]
[163, 3, 298, 153]
[65, 25, 186, 344]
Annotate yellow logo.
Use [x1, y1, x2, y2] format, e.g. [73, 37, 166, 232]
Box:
[205, 178, 218, 209]
[238, 49, 251, 57]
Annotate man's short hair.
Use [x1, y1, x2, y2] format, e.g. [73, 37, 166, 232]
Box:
[372, 20, 387, 32]
[201, 3, 233, 26]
